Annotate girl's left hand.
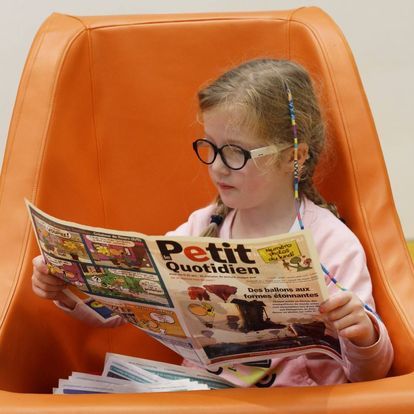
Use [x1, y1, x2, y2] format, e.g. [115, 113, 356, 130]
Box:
[319, 291, 378, 347]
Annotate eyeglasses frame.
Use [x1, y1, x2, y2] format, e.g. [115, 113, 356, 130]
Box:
[192, 138, 280, 170]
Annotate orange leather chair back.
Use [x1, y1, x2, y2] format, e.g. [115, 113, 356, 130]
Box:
[0, 7, 413, 413]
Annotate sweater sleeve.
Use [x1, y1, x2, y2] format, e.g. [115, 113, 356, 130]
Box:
[309, 206, 394, 381]
[339, 311, 393, 381]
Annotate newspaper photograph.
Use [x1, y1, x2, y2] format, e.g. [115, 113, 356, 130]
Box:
[27, 200, 341, 368]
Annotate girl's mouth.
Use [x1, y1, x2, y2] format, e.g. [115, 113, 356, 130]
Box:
[217, 183, 235, 190]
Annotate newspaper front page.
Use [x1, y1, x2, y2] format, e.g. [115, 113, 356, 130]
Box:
[27, 201, 341, 368]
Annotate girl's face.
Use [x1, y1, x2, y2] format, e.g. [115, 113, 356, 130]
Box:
[202, 108, 294, 211]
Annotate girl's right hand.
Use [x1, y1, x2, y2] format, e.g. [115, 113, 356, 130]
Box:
[32, 255, 76, 309]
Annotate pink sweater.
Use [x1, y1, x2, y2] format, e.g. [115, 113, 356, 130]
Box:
[58, 198, 393, 387]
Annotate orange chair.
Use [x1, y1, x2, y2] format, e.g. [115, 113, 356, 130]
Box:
[0, 7, 413, 413]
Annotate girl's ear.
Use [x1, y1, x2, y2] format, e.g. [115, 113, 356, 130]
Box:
[282, 143, 309, 172]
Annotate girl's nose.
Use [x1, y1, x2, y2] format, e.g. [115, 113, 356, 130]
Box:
[210, 153, 231, 175]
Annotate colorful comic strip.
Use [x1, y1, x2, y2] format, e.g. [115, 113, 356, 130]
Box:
[89, 301, 186, 338]
[130, 305, 186, 338]
[82, 266, 170, 306]
[44, 253, 89, 292]
[97, 302, 141, 325]
[32, 214, 90, 263]
[83, 298, 118, 321]
[29, 206, 172, 308]
[87, 299, 186, 338]
[82, 234, 156, 273]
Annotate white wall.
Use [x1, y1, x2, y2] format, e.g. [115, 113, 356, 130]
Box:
[1, 0, 413, 237]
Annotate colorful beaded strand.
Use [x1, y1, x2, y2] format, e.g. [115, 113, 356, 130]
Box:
[320, 263, 377, 315]
[285, 83, 378, 317]
[287, 87, 305, 231]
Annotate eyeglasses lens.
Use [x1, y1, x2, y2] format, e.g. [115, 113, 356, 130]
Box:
[195, 140, 215, 164]
[221, 146, 245, 169]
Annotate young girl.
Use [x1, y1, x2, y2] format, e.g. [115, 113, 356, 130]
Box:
[32, 59, 393, 387]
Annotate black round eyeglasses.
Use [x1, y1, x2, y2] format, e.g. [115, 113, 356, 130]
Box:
[192, 138, 280, 170]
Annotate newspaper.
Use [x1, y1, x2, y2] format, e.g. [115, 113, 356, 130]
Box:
[103, 353, 234, 389]
[27, 200, 341, 368]
[53, 352, 227, 394]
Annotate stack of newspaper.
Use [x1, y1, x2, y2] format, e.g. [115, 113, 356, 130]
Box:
[53, 353, 234, 394]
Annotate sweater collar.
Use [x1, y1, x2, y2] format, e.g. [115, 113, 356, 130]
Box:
[219, 201, 305, 239]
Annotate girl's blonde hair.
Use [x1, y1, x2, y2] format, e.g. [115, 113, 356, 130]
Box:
[198, 59, 337, 237]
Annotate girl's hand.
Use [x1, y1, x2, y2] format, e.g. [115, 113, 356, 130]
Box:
[32, 255, 76, 310]
[319, 291, 378, 347]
